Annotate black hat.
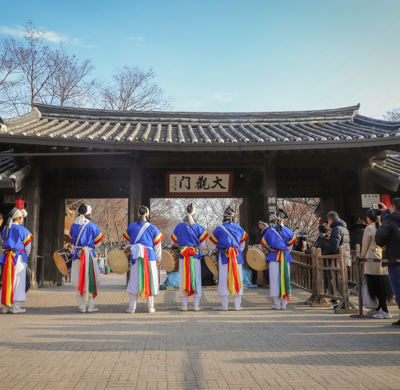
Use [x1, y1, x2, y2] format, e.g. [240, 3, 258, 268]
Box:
[275, 209, 288, 221]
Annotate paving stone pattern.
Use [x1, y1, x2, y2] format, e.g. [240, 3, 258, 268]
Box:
[1, 279, 400, 390]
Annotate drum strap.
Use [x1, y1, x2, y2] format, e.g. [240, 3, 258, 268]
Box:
[221, 225, 240, 248]
[134, 222, 150, 245]
[74, 221, 89, 250]
[270, 227, 285, 244]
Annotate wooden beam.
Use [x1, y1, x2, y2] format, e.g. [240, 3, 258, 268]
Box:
[26, 166, 41, 289]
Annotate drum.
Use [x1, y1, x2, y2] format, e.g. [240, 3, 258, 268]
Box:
[53, 248, 72, 276]
[246, 244, 270, 271]
[107, 248, 130, 274]
[161, 247, 179, 272]
[205, 249, 219, 276]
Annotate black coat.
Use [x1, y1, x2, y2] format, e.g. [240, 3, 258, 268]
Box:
[305, 236, 329, 254]
[349, 223, 366, 250]
[323, 219, 351, 262]
[375, 211, 400, 263]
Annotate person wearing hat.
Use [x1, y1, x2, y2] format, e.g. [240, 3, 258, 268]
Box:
[210, 207, 248, 310]
[257, 218, 269, 244]
[171, 203, 209, 311]
[68, 203, 103, 313]
[0, 208, 33, 313]
[124, 206, 164, 314]
[261, 208, 297, 310]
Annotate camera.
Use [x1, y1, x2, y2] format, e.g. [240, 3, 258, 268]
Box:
[372, 203, 382, 210]
[319, 233, 327, 239]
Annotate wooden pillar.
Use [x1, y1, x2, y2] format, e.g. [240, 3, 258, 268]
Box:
[26, 166, 41, 289]
[262, 158, 277, 228]
[50, 198, 65, 285]
[258, 158, 278, 285]
[128, 161, 142, 224]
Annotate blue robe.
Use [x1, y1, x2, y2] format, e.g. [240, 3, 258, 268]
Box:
[261, 225, 297, 263]
[124, 221, 163, 262]
[0, 225, 33, 265]
[171, 223, 208, 259]
[210, 223, 248, 265]
[68, 222, 103, 260]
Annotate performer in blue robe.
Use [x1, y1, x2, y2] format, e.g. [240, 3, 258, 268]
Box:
[68, 203, 103, 313]
[171, 203, 208, 311]
[257, 217, 270, 285]
[210, 207, 248, 310]
[261, 209, 297, 310]
[1, 208, 33, 314]
[124, 206, 164, 314]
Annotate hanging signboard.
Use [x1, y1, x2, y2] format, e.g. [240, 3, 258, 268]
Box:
[361, 194, 380, 208]
[166, 172, 233, 197]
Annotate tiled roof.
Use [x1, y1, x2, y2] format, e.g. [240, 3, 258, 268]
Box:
[371, 154, 400, 192]
[1, 104, 400, 151]
[0, 153, 31, 192]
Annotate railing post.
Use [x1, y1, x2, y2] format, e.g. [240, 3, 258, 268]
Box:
[309, 247, 330, 307]
[335, 246, 357, 314]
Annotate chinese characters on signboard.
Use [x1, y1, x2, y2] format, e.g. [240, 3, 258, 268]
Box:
[267, 196, 277, 228]
[361, 194, 380, 208]
[167, 172, 232, 197]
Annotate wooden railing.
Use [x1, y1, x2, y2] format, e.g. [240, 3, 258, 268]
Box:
[290, 246, 357, 314]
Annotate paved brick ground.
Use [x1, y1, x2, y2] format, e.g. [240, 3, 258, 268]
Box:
[1, 274, 400, 390]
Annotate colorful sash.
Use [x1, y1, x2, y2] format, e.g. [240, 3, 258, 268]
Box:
[180, 246, 198, 296]
[1, 250, 16, 307]
[271, 248, 290, 300]
[138, 247, 155, 298]
[77, 248, 97, 299]
[223, 247, 242, 295]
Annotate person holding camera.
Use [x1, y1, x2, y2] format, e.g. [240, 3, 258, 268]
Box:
[303, 224, 330, 254]
[362, 209, 393, 319]
[375, 197, 400, 327]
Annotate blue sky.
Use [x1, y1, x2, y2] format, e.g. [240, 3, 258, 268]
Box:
[2, 0, 400, 118]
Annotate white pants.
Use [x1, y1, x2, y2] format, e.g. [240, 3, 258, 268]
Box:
[71, 255, 100, 309]
[218, 257, 243, 309]
[269, 261, 291, 307]
[127, 260, 159, 309]
[2, 255, 27, 312]
[179, 258, 202, 307]
[128, 294, 155, 310]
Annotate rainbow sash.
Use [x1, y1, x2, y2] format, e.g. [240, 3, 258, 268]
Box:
[1, 250, 16, 307]
[138, 248, 155, 298]
[77, 248, 97, 299]
[272, 249, 290, 300]
[223, 247, 242, 295]
[180, 246, 198, 296]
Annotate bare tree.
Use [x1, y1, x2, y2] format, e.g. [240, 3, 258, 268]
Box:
[92, 66, 173, 111]
[10, 21, 61, 115]
[40, 46, 95, 107]
[279, 198, 320, 240]
[0, 37, 20, 115]
[0, 21, 95, 117]
[384, 108, 400, 122]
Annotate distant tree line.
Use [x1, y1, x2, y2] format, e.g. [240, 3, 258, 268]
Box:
[0, 21, 172, 118]
[384, 108, 400, 122]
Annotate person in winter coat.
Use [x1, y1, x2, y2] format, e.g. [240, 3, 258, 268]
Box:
[375, 197, 400, 328]
[303, 224, 330, 255]
[323, 211, 351, 268]
[361, 209, 393, 319]
[349, 218, 367, 250]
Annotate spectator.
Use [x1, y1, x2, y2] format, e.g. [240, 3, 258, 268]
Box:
[349, 218, 367, 250]
[375, 197, 400, 328]
[323, 211, 351, 269]
[303, 224, 330, 254]
[362, 209, 393, 319]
